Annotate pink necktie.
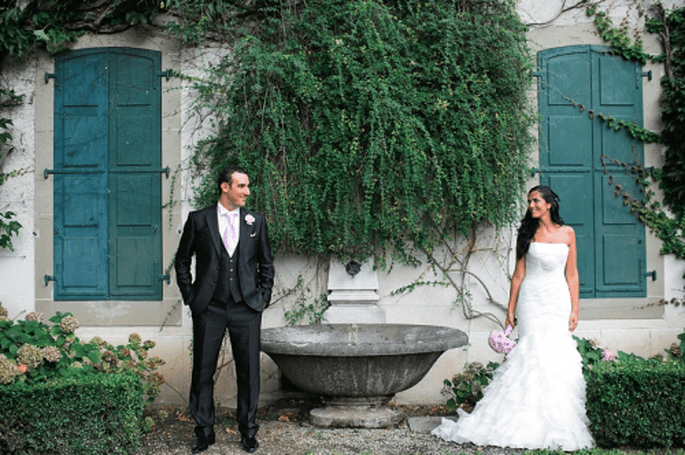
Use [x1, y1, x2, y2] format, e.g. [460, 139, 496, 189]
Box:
[223, 213, 238, 256]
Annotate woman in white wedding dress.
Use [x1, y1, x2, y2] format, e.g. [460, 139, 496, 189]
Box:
[432, 186, 594, 451]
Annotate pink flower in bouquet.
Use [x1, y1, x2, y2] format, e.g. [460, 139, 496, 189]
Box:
[488, 325, 517, 354]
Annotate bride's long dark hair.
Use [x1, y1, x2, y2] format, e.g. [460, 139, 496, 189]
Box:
[515, 185, 564, 261]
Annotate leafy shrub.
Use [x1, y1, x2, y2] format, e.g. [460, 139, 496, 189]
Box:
[0, 373, 145, 454]
[574, 335, 617, 380]
[585, 358, 685, 448]
[0, 306, 165, 405]
[442, 361, 499, 412]
[666, 328, 685, 362]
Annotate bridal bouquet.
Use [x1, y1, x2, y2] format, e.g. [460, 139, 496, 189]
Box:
[488, 325, 516, 354]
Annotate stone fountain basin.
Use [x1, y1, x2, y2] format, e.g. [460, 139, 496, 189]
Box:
[261, 324, 468, 398]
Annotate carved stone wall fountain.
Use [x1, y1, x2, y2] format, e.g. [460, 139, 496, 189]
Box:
[323, 259, 385, 323]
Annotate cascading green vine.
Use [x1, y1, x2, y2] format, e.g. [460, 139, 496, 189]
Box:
[653, 5, 685, 217]
[0, 88, 23, 251]
[184, 0, 535, 263]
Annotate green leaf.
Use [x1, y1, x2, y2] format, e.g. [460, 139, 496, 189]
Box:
[88, 350, 101, 364]
[33, 29, 49, 43]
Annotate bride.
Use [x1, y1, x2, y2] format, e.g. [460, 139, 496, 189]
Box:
[432, 185, 595, 450]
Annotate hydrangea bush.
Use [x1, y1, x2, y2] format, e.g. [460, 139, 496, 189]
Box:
[0, 304, 165, 405]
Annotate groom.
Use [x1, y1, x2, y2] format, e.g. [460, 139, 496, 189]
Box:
[175, 165, 275, 453]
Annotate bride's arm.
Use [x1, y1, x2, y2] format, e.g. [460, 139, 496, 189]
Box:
[565, 227, 580, 331]
[506, 256, 526, 329]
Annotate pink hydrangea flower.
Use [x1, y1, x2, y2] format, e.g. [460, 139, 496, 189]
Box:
[602, 350, 616, 361]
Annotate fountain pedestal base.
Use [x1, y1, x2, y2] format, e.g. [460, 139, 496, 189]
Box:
[309, 397, 404, 428]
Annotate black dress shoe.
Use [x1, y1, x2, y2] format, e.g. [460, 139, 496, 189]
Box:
[191, 432, 216, 453]
[241, 435, 259, 453]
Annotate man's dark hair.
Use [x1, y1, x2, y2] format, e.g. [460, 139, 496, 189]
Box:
[218, 165, 248, 193]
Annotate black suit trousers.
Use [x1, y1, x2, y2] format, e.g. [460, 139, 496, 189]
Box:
[190, 298, 262, 438]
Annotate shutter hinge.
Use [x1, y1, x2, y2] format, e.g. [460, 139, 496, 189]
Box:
[107, 167, 170, 177]
[160, 274, 171, 284]
[44, 168, 105, 179]
[644, 270, 657, 282]
[530, 70, 543, 78]
[641, 70, 653, 81]
[44, 275, 57, 286]
[159, 70, 172, 81]
[45, 72, 56, 84]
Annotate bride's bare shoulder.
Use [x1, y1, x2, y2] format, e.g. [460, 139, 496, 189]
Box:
[560, 225, 575, 235]
[560, 225, 575, 244]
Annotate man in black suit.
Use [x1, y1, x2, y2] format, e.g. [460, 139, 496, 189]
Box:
[175, 165, 275, 453]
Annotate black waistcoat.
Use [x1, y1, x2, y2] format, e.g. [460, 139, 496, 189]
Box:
[211, 243, 244, 304]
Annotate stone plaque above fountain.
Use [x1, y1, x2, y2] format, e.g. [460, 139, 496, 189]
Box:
[324, 258, 386, 323]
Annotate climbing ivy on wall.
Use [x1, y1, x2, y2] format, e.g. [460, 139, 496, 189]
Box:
[184, 0, 535, 262]
[653, 5, 685, 217]
[0, 87, 23, 250]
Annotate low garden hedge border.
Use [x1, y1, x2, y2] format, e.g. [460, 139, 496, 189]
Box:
[586, 359, 685, 448]
[0, 372, 145, 454]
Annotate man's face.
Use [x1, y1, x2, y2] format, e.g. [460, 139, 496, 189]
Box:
[221, 172, 250, 209]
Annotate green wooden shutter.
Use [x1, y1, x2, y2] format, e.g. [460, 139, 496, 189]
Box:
[53, 48, 162, 300]
[538, 45, 646, 298]
[109, 49, 162, 300]
[54, 50, 110, 300]
[592, 50, 646, 297]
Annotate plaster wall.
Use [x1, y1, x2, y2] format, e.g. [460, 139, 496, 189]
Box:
[0, 0, 683, 409]
[0, 54, 37, 320]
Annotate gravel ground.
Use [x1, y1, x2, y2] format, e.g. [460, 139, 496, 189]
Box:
[136, 400, 524, 455]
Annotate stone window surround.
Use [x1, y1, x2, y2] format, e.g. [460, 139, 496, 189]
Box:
[33, 37, 184, 327]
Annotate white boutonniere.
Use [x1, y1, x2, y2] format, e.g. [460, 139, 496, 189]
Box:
[245, 214, 255, 226]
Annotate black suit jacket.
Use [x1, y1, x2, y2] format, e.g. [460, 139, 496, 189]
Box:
[175, 205, 275, 314]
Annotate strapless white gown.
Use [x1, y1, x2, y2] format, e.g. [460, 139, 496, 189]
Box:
[432, 242, 594, 450]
